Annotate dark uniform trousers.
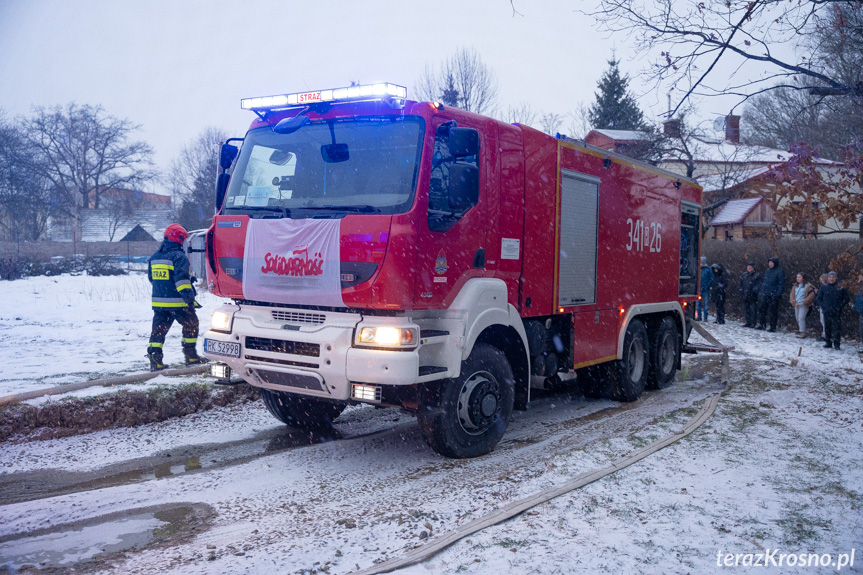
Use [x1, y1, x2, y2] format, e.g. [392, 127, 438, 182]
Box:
[149, 307, 199, 351]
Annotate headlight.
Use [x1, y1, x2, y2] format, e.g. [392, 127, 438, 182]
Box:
[356, 326, 417, 347]
[210, 310, 234, 332]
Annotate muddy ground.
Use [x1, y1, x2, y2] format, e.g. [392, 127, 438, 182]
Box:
[0, 384, 260, 443]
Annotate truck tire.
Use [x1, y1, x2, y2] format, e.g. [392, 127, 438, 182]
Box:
[647, 316, 679, 390]
[608, 319, 648, 402]
[260, 389, 346, 429]
[417, 344, 515, 459]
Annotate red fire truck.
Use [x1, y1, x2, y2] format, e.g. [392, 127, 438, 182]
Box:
[203, 82, 702, 458]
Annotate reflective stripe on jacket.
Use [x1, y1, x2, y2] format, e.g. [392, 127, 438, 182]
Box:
[148, 240, 195, 308]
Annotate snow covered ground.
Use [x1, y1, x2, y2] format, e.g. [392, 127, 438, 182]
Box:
[1, 273, 861, 574]
[0, 273, 225, 400]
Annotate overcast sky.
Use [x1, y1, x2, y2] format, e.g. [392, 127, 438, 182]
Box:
[0, 0, 737, 189]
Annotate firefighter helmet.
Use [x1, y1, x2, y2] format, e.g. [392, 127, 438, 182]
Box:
[164, 224, 189, 244]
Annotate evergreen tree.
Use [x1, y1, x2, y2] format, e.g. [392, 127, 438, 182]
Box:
[588, 58, 647, 130]
[440, 73, 460, 107]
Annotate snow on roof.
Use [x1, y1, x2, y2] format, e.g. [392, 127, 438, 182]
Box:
[592, 129, 650, 141]
[696, 166, 772, 193]
[709, 197, 763, 226]
[81, 208, 174, 242]
[663, 140, 790, 164]
[663, 138, 838, 166]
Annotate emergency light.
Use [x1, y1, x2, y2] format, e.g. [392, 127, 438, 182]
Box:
[241, 83, 407, 111]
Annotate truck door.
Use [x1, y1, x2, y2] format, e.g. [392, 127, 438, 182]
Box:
[414, 120, 488, 307]
[679, 202, 701, 297]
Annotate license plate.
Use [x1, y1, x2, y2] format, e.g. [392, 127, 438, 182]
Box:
[205, 339, 240, 358]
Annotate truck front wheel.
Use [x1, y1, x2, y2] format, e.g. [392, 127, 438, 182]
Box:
[417, 344, 515, 459]
[260, 389, 346, 429]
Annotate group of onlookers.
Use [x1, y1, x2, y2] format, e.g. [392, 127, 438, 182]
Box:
[696, 255, 863, 352]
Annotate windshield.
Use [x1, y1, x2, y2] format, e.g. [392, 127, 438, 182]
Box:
[224, 116, 424, 217]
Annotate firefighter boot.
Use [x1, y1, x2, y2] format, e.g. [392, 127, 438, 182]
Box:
[183, 345, 207, 366]
[148, 349, 166, 372]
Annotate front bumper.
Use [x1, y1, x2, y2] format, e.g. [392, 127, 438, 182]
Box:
[202, 304, 424, 401]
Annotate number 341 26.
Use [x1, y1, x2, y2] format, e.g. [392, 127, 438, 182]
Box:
[626, 219, 662, 252]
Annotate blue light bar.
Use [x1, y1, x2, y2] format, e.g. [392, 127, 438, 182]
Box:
[241, 83, 408, 111]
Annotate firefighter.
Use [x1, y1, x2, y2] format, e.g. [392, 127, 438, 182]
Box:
[147, 224, 205, 371]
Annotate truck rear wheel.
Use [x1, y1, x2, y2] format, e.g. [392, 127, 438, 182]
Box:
[260, 389, 346, 429]
[417, 344, 515, 459]
[647, 316, 679, 390]
[608, 319, 648, 402]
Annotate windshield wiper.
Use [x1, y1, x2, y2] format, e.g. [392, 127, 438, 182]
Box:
[312, 205, 381, 213]
[235, 205, 290, 217]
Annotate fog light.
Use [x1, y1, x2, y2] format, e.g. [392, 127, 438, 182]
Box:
[211, 363, 231, 380]
[352, 384, 381, 402]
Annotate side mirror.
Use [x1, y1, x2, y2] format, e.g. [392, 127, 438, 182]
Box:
[215, 173, 230, 213]
[447, 164, 479, 211]
[448, 128, 480, 158]
[321, 143, 350, 163]
[219, 143, 239, 170]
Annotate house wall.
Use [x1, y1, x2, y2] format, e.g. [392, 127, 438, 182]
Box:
[707, 224, 745, 241]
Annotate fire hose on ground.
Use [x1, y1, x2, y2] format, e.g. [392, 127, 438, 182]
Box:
[356, 321, 730, 575]
[0, 365, 211, 408]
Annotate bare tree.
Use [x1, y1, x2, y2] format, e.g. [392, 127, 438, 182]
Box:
[743, 85, 863, 161]
[589, 0, 863, 116]
[741, 5, 863, 160]
[657, 111, 714, 179]
[503, 102, 539, 126]
[414, 47, 500, 114]
[0, 113, 57, 242]
[565, 103, 592, 139]
[101, 190, 147, 241]
[25, 104, 156, 219]
[170, 127, 227, 231]
[539, 113, 563, 136]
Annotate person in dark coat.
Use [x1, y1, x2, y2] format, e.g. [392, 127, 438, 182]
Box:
[856, 274, 863, 354]
[147, 224, 205, 371]
[816, 271, 849, 349]
[697, 256, 713, 321]
[757, 257, 785, 332]
[816, 273, 829, 341]
[710, 263, 728, 324]
[738, 262, 762, 328]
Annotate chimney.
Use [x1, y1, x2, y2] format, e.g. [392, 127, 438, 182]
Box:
[663, 119, 681, 138]
[725, 115, 740, 145]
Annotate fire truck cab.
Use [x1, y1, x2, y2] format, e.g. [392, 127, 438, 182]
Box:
[203, 83, 702, 458]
